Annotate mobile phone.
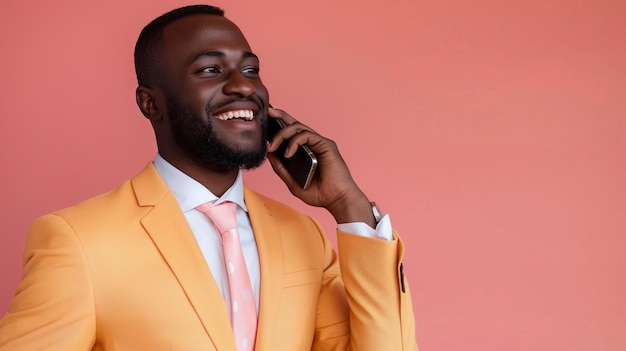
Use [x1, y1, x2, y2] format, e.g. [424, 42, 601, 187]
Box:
[267, 117, 318, 190]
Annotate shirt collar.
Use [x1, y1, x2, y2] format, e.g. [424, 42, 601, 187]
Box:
[153, 154, 248, 213]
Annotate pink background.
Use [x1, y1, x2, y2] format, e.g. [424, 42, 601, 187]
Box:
[1, 0, 625, 350]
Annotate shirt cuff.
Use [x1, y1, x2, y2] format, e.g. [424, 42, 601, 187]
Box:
[336, 214, 393, 241]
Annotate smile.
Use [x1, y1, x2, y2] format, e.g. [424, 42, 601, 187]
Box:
[214, 109, 255, 121]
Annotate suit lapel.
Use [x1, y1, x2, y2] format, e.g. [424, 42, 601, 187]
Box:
[244, 187, 284, 350]
[132, 163, 236, 351]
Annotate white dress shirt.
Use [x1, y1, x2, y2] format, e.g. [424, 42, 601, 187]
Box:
[153, 154, 392, 319]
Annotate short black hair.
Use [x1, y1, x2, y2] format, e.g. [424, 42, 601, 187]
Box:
[134, 5, 225, 87]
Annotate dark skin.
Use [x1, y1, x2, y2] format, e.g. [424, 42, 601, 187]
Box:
[136, 14, 376, 228]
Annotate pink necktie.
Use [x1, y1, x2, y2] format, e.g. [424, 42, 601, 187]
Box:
[196, 201, 257, 351]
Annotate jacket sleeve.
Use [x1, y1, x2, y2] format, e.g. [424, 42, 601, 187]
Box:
[311, 226, 418, 351]
[0, 214, 96, 350]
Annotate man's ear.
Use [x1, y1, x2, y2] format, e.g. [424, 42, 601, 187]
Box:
[136, 86, 162, 121]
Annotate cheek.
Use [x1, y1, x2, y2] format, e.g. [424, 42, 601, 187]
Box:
[180, 81, 223, 107]
[255, 81, 270, 101]
[200, 84, 222, 102]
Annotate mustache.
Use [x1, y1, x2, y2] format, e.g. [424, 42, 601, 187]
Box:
[205, 96, 266, 116]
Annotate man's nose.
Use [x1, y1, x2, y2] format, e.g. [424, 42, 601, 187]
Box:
[223, 71, 256, 97]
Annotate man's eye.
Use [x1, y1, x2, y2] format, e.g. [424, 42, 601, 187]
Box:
[242, 67, 260, 75]
[201, 66, 222, 73]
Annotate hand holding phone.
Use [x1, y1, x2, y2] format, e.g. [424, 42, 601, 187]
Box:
[266, 107, 376, 225]
[267, 117, 318, 190]
[268, 117, 317, 190]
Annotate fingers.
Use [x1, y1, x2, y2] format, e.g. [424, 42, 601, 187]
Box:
[270, 128, 325, 158]
[268, 106, 296, 123]
[267, 107, 320, 157]
[268, 107, 316, 132]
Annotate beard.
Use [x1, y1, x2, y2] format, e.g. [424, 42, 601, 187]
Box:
[167, 95, 268, 171]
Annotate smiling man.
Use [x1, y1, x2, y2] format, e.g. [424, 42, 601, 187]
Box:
[0, 5, 417, 351]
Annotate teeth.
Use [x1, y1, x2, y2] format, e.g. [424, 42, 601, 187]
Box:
[214, 109, 255, 121]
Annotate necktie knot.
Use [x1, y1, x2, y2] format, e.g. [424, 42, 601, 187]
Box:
[196, 201, 238, 234]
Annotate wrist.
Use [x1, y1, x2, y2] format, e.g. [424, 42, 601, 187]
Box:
[327, 190, 376, 228]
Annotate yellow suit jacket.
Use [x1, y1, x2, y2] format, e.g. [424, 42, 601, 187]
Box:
[0, 163, 417, 350]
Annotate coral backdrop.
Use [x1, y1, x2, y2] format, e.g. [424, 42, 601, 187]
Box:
[1, 0, 624, 350]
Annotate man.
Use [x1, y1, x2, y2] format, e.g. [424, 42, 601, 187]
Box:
[0, 5, 417, 350]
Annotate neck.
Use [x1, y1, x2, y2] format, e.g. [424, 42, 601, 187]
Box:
[161, 154, 239, 198]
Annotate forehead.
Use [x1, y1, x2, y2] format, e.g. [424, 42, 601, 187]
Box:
[161, 14, 252, 61]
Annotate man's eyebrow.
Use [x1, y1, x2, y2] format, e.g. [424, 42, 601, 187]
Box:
[191, 51, 259, 63]
[242, 51, 259, 60]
